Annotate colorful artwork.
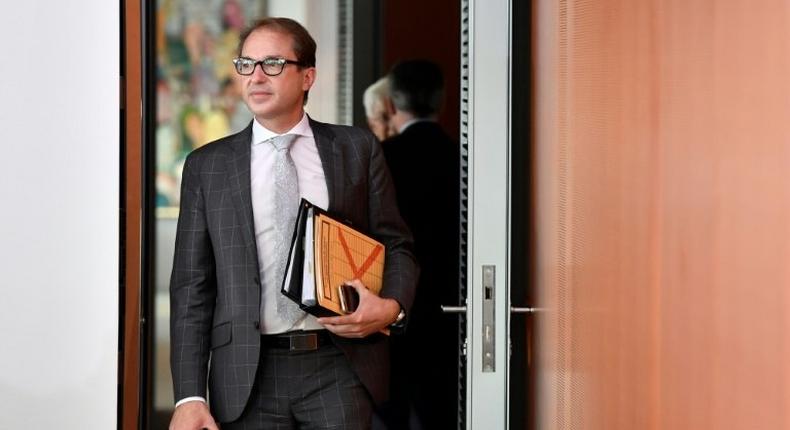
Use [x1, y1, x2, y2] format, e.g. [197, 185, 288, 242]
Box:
[155, 0, 265, 212]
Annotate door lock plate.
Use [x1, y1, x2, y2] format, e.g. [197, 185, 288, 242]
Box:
[482, 265, 495, 372]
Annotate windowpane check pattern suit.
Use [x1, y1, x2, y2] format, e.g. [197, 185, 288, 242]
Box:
[170, 117, 419, 423]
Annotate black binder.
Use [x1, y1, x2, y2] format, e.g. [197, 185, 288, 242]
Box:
[280, 199, 330, 317]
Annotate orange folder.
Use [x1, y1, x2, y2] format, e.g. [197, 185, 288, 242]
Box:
[281, 199, 385, 317]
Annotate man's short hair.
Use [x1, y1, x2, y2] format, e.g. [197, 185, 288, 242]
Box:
[237, 17, 316, 103]
[363, 77, 390, 118]
[389, 60, 444, 118]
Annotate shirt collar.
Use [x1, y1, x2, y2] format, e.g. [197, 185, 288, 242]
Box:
[252, 112, 313, 145]
[398, 118, 433, 134]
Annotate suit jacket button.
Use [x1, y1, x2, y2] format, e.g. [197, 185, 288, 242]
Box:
[254, 321, 260, 329]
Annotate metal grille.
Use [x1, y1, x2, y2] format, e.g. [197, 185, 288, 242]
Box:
[336, 0, 353, 125]
[458, 0, 470, 427]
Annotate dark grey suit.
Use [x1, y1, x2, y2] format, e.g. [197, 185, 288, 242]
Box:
[170, 118, 419, 423]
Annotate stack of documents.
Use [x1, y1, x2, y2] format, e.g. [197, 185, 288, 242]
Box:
[281, 199, 385, 317]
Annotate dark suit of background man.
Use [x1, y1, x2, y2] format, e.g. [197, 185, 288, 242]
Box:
[169, 17, 418, 430]
[379, 60, 461, 429]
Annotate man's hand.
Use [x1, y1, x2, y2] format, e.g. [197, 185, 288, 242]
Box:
[317, 279, 401, 338]
[169, 400, 219, 430]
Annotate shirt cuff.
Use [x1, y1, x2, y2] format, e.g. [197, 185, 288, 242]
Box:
[175, 396, 207, 408]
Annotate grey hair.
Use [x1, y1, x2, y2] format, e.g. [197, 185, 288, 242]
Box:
[388, 60, 444, 118]
[362, 77, 390, 118]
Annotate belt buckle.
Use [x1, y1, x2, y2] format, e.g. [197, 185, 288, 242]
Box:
[289, 333, 318, 351]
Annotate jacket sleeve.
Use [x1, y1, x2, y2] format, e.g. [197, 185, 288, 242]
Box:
[364, 132, 420, 318]
[169, 153, 217, 402]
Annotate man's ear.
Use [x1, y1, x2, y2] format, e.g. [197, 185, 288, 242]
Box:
[302, 67, 316, 91]
[384, 96, 397, 116]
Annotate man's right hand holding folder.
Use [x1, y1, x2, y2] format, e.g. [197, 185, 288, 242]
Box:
[316, 279, 403, 337]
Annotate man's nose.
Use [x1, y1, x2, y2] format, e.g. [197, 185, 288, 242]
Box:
[250, 63, 269, 81]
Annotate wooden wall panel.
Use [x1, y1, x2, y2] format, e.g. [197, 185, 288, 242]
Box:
[122, 0, 142, 428]
[532, 0, 790, 428]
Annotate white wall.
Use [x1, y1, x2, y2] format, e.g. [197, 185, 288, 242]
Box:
[0, 1, 119, 429]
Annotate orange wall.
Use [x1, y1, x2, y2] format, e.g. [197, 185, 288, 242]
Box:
[532, 0, 790, 428]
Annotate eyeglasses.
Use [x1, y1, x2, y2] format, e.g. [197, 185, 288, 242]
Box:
[232, 56, 308, 76]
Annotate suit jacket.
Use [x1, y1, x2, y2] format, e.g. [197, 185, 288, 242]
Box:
[381, 121, 460, 426]
[170, 117, 419, 423]
[382, 121, 459, 326]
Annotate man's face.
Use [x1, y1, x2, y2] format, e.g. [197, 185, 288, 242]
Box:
[367, 102, 393, 141]
[239, 28, 315, 126]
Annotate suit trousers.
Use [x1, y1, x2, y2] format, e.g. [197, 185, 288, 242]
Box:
[223, 340, 373, 430]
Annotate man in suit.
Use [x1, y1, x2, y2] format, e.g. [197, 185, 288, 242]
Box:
[169, 17, 418, 430]
[379, 60, 460, 429]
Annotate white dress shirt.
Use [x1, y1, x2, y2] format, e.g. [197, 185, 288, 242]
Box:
[251, 112, 328, 334]
[175, 112, 328, 408]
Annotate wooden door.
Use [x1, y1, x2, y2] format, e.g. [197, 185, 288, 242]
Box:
[532, 0, 790, 428]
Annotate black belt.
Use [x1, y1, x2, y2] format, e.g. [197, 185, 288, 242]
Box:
[261, 330, 334, 351]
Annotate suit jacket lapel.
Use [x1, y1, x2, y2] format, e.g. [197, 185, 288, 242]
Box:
[226, 118, 340, 256]
[310, 117, 344, 213]
[226, 122, 259, 259]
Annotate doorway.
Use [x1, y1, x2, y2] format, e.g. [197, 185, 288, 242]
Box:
[136, 1, 465, 429]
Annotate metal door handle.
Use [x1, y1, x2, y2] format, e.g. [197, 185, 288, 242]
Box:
[441, 305, 468, 314]
[443, 306, 537, 314]
[443, 305, 537, 314]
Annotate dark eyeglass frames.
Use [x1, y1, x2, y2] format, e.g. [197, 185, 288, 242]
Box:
[232, 56, 308, 76]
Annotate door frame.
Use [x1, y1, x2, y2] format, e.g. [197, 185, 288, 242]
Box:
[462, 0, 513, 427]
[120, 0, 143, 429]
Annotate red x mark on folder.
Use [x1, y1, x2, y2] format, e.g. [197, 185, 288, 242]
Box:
[337, 229, 383, 279]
